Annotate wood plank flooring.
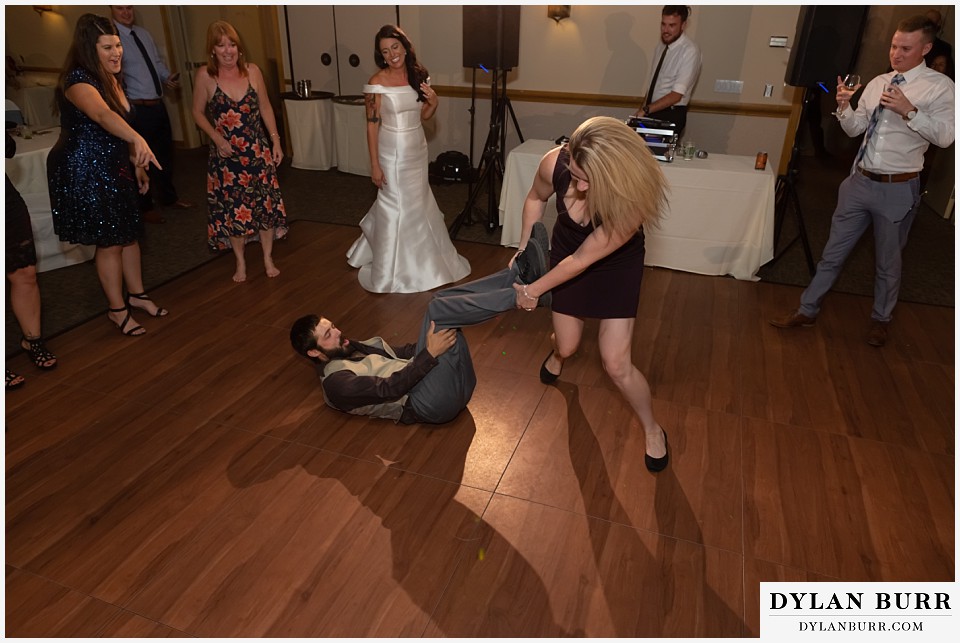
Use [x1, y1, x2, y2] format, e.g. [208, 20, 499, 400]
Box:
[4, 221, 954, 637]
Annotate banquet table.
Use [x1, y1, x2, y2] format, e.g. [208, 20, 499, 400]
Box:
[282, 90, 336, 170]
[6, 128, 96, 273]
[332, 95, 371, 176]
[498, 139, 775, 281]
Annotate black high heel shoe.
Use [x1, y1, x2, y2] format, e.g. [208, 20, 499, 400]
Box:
[126, 292, 168, 317]
[644, 428, 669, 473]
[539, 351, 561, 384]
[108, 307, 146, 336]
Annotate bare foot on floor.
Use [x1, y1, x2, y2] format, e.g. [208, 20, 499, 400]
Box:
[233, 264, 247, 283]
[265, 259, 280, 278]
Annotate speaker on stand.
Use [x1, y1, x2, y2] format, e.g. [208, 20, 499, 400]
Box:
[449, 6, 524, 239]
[765, 5, 869, 275]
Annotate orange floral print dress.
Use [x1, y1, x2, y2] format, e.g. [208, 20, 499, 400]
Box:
[205, 81, 288, 251]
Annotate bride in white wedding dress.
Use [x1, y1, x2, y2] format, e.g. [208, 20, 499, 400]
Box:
[346, 25, 470, 293]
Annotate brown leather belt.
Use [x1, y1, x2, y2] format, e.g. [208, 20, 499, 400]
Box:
[857, 167, 919, 183]
[130, 98, 162, 106]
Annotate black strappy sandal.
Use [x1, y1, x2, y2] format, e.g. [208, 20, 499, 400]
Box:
[6, 370, 25, 390]
[20, 335, 57, 370]
[108, 307, 146, 336]
[126, 292, 168, 317]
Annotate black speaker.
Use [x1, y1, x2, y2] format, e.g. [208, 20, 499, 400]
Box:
[462, 6, 521, 70]
[785, 6, 869, 87]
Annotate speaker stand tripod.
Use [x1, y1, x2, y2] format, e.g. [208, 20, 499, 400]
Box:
[764, 86, 816, 276]
[449, 66, 524, 239]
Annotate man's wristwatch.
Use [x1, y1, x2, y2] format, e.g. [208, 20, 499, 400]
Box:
[904, 109, 917, 121]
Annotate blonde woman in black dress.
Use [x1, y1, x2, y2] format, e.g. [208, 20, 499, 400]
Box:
[511, 117, 671, 471]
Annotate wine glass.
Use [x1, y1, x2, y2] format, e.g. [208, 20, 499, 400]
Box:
[831, 73, 861, 117]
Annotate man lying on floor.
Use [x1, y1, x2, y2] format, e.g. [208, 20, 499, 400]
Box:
[289, 224, 550, 424]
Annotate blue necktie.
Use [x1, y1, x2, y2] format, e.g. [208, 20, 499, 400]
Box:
[853, 73, 904, 172]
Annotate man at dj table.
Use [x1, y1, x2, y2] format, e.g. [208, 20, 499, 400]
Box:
[635, 5, 702, 137]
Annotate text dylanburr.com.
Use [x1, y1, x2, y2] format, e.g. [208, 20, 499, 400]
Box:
[760, 582, 956, 640]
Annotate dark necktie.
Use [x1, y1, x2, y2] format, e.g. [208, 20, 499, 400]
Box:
[853, 72, 905, 170]
[130, 29, 162, 97]
[644, 44, 668, 111]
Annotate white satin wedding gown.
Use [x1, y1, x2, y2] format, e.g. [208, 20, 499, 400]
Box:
[346, 84, 471, 293]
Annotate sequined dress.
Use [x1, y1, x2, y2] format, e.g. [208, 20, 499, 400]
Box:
[47, 67, 142, 247]
[205, 82, 288, 251]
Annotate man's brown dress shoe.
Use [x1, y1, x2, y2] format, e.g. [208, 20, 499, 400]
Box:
[866, 321, 888, 347]
[142, 209, 165, 224]
[769, 311, 816, 328]
[170, 199, 194, 209]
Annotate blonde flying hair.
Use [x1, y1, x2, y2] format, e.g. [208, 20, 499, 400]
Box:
[205, 20, 248, 77]
[567, 116, 667, 240]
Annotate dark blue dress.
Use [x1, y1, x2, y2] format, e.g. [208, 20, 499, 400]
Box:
[47, 67, 142, 247]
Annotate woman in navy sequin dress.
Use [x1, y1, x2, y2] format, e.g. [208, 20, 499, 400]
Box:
[47, 13, 168, 337]
[510, 117, 672, 471]
[191, 20, 288, 283]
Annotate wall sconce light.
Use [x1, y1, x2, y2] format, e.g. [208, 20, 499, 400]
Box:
[547, 5, 571, 24]
[33, 5, 53, 15]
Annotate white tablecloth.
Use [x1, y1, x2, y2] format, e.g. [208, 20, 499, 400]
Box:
[332, 97, 371, 176]
[6, 128, 57, 193]
[283, 93, 336, 170]
[498, 139, 775, 281]
[6, 128, 96, 273]
[10, 84, 58, 129]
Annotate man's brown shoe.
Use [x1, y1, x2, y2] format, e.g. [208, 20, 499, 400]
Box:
[866, 321, 888, 347]
[142, 209, 166, 224]
[769, 311, 816, 328]
[169, 199, 194, 209]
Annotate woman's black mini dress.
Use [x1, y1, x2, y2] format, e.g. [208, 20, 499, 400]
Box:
[548, 146, 646, 319]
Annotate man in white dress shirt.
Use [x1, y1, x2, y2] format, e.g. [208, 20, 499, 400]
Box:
[110, 5, 192, 224]
[635, 5, 701, 136]
[771, 15, 954, 347]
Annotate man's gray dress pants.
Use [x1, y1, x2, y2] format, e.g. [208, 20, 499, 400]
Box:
[798, 172, 920, 323]
[406, 267, 521, 423]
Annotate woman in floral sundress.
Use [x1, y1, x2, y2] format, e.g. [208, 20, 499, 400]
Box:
[191, 20, 288, 283]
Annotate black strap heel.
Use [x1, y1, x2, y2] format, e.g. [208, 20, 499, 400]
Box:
[126, 292, 168, 317]
[108, 306, 146, 336]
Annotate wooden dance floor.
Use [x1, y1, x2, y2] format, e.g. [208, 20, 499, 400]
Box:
[5, 221, 954, 637]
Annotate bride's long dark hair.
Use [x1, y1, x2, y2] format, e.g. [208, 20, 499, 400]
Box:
[373, 24, 429, 102]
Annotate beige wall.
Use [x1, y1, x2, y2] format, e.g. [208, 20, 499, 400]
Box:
[8, 4, 954, 179]
[396, 5, 801, 171]
[5, 4, 182, 137]
[5, 5, 168, 70]
[270, 5, 801, 171]
[2, 3, 807, 168]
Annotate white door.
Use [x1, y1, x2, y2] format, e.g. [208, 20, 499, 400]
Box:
[284, 5, 338, 95]
[283, 5, 396, 98]
[332, 5, 398, 97]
